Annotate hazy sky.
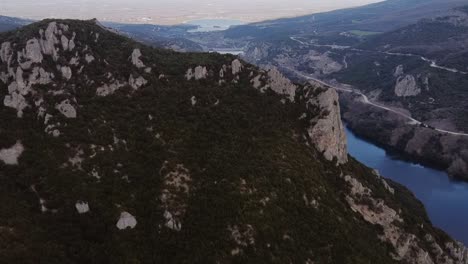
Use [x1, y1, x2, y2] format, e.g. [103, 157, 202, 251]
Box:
[0, 0, 383, 24]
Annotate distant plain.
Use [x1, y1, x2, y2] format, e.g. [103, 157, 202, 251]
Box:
[0, 0, 382, 24]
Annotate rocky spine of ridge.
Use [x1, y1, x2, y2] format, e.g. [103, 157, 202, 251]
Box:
[0, 21, 348, 164]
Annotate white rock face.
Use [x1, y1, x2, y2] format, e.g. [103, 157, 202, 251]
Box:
[61, 66, 72, 80]
[306, 50, 343, 75]
[0, 141, 24, 165]
[251, 75, 262, 89]
[307, 88, 348, 164]
[68, 33, 76, 51]
[61, 35, 69, 51]
[129, 75, 147, 89]
[232, 59, 243, 75]
[0, 71, 8, 83]
[85, 54, 95, 63]
[163, 211, 181, 231]
[191, 96, 197, 106]
[194, 66, 207, 80]
[39, 22, 59, 61]
[75, 201, 90, 214]
[116, 212, 137, 230]
[342, 174, 468, 264]
[52, 129, 61, 137]
[56, 99, 77, 118]
[185, 68, 194, 80]
[394, 65, 404, 77]
[9, 67, 31, 95]
[30, 67, 53, 84]
[96, 81, 125, 96]
[69, 56, 79, 65]
[266, 68, 297, 102]
[4, 92, 28, 118]
[0, 42, 13, 65]
[131, 49, 145, 68]
[395, 75, 421, 97]
[24, 38, 43, 63]
[185, 66, 208, 80]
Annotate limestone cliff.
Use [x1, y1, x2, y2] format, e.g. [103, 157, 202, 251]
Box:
[307, 88, 348, 164]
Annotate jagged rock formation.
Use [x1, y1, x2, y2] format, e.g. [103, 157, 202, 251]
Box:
[0, 140, 24, 165]
[116, 212, 137, 230]
[394, 75, 421, 97]
[265, 68, 297, 101]
[344, 173, 468, 264]
[307, 88, 348, 164]
[0, 19, 467, 263]
[75, 201, 90, 214]
[131, 48, 145, 68]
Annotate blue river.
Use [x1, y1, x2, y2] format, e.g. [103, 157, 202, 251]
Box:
[346, 127, 468, 245]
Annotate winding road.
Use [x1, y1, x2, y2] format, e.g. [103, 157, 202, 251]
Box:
[290, 36, 468, 75]
[283, 66, 468, 137]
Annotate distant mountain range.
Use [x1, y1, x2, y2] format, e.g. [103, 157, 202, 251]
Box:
[0, 15, 32, 32]
[224, 0, 468, 39]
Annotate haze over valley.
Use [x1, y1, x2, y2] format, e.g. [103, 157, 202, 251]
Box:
[1, 0, 382, 24]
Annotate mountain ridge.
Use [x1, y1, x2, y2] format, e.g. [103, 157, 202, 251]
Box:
[218, 3, 468, 181]
[1, 18, 468, 263]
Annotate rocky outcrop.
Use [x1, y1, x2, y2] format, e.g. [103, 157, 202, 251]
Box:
[128, 74, 147, 89]
[56, 99, 77, 118]
[39, 22, 59, 61]
[75, 201, 90, 214]
[186, 66, 208, 80]
[344, 174, 468, 264]
[116, 212, 137, 230]
[394, 64, 404, 77]
[265, 68, 297, 102]
[306, 50, 343, 75]
[247, 67, 347, 164]
[307, 88, 348, 164]
[85, 54, 95, 63]
[61, 66, 72, 80]
[4, 92, 28, 117]
[395, 75, 421, 97]
[96, 81, 125, 96]
[131, 48, 145, 68]
[0, 141, 24, 165]
[0, 42, 13, 65]
[24, 38, 44, 64]
[232, 59, 243, 75]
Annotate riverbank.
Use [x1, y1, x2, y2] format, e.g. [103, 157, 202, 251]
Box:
[345, 126, 468, 245]
[339, 91, 468, 181]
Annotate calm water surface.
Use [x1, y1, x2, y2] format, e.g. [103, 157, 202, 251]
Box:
[186, 19, 245, 32]
[346, 127, 468, 245]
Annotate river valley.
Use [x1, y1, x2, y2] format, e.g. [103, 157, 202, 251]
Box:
[346, 127, 468, 245]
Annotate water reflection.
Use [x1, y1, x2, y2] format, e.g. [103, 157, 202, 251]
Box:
[346, 127, 468, 245]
